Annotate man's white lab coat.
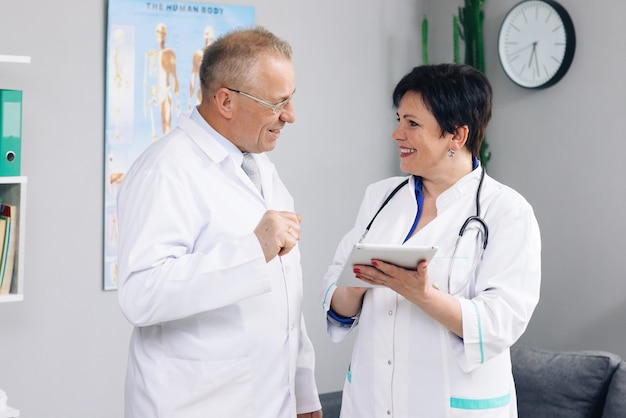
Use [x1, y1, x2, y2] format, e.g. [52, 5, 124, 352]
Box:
[117, 113, 320, 418]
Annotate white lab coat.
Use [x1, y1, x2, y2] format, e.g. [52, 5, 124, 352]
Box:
[322, 167, 541, 418]
[117, 113, 321, 418]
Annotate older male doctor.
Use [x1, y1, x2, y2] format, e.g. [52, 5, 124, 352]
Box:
[116, 27, 322, 418]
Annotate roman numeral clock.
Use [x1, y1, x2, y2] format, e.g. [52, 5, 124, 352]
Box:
[498, 0, 576, 89]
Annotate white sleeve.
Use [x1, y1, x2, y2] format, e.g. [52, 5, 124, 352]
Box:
[320, 182, 385, 342]
[453, 200, 541, 372]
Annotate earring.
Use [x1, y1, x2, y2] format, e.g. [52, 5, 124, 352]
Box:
[448, 149, 455, 158]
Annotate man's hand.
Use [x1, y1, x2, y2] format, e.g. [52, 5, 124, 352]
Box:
[254, 210, 302, 262]
[297, 409, 323, 418]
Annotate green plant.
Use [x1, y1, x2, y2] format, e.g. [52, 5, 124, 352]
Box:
[422, 15, 429, 65]
[454, 0, 491, 166]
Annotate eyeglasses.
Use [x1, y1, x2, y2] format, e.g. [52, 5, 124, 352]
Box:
[226, 87, 295, 114]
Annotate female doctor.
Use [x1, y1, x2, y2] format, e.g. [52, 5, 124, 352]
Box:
[321, 64, 541, 418]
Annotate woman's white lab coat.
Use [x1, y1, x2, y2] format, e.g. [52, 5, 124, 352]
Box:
[322, 167, 541, 418]
[117, 113, 320, 418]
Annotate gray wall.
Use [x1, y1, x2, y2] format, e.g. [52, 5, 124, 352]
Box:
[0, 0, 624, 417]
[464, 1, 626, 355]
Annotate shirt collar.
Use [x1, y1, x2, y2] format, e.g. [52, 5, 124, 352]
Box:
[189, 106, 245, 164]
[411, 157, 483, 211]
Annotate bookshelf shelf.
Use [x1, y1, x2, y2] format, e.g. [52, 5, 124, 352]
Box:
[0, 55, 30, 64]
[0, 177, 27, 303]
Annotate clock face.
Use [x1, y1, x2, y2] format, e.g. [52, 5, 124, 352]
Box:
[498, 0, 576, 89]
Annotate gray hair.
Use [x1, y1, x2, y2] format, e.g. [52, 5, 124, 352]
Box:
[199, 26, 292, 97]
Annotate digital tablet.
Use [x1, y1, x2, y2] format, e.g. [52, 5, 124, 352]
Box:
[336, 243, 439, 288]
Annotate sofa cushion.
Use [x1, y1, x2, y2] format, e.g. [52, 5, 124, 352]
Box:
[511, 346, 621, 418]
[319, 391, 342, 418]
[602, 361, 626, 417]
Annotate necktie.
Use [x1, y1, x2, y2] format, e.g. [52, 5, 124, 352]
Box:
[241, 152, 263, 196]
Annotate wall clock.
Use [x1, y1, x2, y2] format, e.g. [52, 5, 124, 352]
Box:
[498, 0, 576, 89]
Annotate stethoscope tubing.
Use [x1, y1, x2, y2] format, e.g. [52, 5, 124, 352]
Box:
[362, 166, 488, 247]
[360, 166, 489, 297]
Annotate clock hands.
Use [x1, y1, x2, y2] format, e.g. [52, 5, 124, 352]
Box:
[527, 42, 539, 78]
[508, 42, 534, 58]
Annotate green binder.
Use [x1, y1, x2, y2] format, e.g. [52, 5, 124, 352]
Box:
[0, 89, 22, 176]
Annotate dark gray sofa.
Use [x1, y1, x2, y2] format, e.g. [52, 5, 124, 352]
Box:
[319, 391, 342, 418]
[319, 346, 626, 418]
[511, 346, 626, 418]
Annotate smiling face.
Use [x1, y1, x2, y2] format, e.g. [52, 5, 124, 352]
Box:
[228, 54, 296, 153]
[393, 91, 453, 178]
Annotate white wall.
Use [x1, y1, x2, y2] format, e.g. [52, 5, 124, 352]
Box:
[1, 0, 625, 417]
[484, 0, 626, 355]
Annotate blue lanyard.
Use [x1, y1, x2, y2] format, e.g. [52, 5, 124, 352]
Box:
[403, 177, 423, 243]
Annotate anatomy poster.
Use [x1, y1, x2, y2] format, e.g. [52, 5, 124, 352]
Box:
[103, 0, 255, 290]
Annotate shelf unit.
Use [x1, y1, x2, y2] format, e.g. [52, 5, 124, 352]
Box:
[0, 406, 20, 418]
[0, 54, 29, 304]
[0, 54, 27, 417]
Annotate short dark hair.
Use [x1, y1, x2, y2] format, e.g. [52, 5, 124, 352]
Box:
[392, 64, 492, 158]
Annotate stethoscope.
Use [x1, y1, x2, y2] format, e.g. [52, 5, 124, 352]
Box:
[358, 165, 489, 297]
